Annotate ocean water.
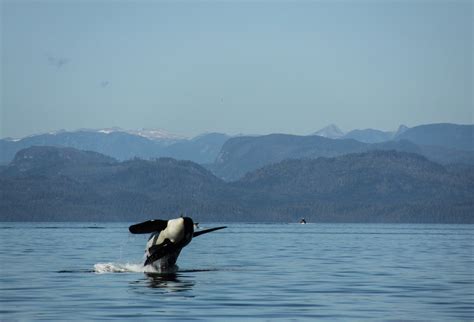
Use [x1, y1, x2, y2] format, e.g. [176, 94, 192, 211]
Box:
[0, 222, 472, 321]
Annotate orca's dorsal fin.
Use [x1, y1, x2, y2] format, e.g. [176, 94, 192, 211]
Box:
[129, 219, 168, 234]
[193, 226, 226, 237]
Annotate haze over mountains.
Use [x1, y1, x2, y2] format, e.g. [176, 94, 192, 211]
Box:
[1, 128, 231, 165]
[1, 122, 472, 223]
[212, 123, 474, 181]
[312, 124, 409, 142]
[1, 123, 472, 168]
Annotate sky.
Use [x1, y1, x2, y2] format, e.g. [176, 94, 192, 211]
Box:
[1, 0, 472, 139]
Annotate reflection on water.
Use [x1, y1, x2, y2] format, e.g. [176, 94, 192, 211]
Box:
[147, 273, 194, 292]
[129, 272, 195, 293]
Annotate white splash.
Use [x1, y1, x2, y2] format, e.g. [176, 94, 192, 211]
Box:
[93, 262, 159, 274]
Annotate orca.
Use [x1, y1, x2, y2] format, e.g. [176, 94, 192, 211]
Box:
[129, 217, 226, 270]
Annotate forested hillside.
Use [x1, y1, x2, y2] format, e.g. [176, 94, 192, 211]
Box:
[1, 146, 472, 223]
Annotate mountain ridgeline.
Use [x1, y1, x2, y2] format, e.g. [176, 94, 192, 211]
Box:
[211, 128, 474, 181]
[0, 131, 230, 165]
[211, 134, 426, 181]
[1, 146, 472, 223]
[3, 123, 472, 183]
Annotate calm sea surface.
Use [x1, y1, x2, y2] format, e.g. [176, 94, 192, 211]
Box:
[0, 222, 473, 321]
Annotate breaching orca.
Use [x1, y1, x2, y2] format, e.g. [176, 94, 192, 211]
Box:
[129, 217, 226, 270]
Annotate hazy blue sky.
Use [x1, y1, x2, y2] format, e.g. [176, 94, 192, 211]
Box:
[1, 0, 472, 138]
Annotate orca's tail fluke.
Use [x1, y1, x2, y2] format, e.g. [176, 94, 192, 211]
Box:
[193, 226, 227, 237]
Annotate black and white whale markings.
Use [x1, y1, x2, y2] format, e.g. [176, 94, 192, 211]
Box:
[129, 217, 226, 270]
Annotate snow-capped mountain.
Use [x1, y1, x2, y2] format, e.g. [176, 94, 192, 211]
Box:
[91, 127, 187, 141]
[34, 127, 187, 142]
[125, 128, 187, 141]
[11, 127, 187, 142]
[0, 128, 227, 165]
[312, 124, 345, 139]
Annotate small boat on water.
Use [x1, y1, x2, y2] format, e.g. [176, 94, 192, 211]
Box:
[299, 218, 307, 224]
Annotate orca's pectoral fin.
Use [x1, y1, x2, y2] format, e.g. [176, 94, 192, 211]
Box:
[193, 226, 227, 237]
[129, 219, 168, 234]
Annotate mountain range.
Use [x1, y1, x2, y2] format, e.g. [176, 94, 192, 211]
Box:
[0, 129, 230, 165]
[211, 123, 474, 181]
[312, 124, 409, 142]
[1, 123, 473, 222]
[2, 124, 472, 173]
[1, 146, 472, 223]
[211, 135, 426, 181]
